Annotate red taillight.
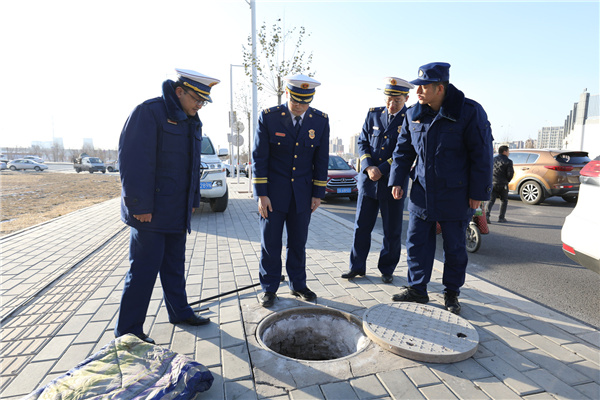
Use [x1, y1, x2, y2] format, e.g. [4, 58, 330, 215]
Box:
[545, 165, 573, 171]
[562, 243, 576, 255]
[580, 160, 600, 177]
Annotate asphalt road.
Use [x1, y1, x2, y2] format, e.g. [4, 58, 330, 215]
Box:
[321, 194, 600, 330]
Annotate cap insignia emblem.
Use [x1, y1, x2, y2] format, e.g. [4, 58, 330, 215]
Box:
[301, 83, 310, 89]
[390, 78, 397, 85]
[309, 129, 315, 139]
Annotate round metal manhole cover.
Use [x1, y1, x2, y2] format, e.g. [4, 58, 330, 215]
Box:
[363, 302, 479, 363]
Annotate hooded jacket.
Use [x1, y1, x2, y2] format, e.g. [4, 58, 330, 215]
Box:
[389, 84, 493, 221]
[118, 80, 202, 233]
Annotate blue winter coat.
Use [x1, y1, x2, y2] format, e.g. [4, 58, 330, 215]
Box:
[252, 104, 330, 213]
[389, 84, 493, 221]
[118, 80, 202, 233]
[357, 106, 407, 200]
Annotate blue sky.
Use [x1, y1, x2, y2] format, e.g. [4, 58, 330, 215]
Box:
[1, 0, 598, 155]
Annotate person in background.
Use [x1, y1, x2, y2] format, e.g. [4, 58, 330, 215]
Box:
[252, 74, 330, 308]
[342, 77, 413, 284]
[389, 62, 493, 314]
[486, 145, 514, 223]
[115, 68, 219, 344]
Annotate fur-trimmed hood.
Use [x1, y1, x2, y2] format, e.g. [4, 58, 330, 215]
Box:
[411, 83, 465, 122]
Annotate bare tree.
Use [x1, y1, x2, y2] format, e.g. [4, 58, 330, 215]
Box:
[243, 20, 314, 105]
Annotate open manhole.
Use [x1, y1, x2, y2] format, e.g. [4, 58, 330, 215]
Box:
[257, 306, 370, 361]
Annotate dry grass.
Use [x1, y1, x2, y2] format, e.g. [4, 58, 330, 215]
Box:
[1, 171, 121, 237]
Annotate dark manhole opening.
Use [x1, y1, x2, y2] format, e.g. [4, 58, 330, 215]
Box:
[257, 306, 369, 361]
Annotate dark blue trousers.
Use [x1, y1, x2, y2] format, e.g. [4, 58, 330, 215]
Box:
[349, 180, 407, 275]
[259, 199, 311, 293]
[114, 227, 194, 337]
[405, 216, 469, 295]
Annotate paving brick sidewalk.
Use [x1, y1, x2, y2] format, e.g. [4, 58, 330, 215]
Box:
[1, 179, 599, 399]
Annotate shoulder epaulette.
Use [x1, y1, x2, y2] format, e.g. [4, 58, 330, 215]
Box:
[369, 106, 386, 113]
[262, 105, 282, 114]
[309, 108, 328, 119]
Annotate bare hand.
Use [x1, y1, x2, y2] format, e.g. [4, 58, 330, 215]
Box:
[469, 199, 481, 210]
[366, 166, 382, 182]
[311, 197, 321, 213]
[392, 186, 404, 200]
[258, 196, 273, 219]
[134, 213, 152, 223]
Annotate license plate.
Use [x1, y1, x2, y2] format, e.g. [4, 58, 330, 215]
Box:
[337, 188, 351, 193]
[200, 182, 212, 190]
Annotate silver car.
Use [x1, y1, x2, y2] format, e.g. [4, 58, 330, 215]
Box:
[7, 159, 49, 171]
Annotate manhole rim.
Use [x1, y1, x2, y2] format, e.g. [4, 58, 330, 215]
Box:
[256, 305, 371, 363]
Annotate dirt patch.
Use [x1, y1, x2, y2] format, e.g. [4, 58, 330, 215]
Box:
[1, 171, 121, 237]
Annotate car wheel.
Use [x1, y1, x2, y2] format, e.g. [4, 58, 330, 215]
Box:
[107, 167, 113, 172]
[34, 166, 41, 171]
[466, 223, 481, 253]
[210, 187, 228, 212]
[89, 170, 94, 173]
[9, 166, 16, 171]
[519, 181, 544, 205]
[561, 195, 578, 203]
[102, 170, 106, 174]
[75, 168, 81, 173]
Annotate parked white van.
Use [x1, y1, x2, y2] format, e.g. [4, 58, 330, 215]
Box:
[199, 135, 229, 212]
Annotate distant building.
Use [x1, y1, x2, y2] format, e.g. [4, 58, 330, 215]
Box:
[83, 138, 94, 149]
[329, 137, 344, 154]
[537, 126, 564, 149]
[562, 89, 600, 159]
[349, 133, 360, 157]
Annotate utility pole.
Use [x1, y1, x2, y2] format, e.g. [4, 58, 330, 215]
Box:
[250, 0, 257, 194]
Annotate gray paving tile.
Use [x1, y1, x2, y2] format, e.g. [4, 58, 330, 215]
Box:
[524, 368, 587, 399]
[349, 374, 388, 399]
[473, 377, 522, 400]
[377, 368, 424, 399]
[522, 334, 585, 363]
[476, 356, 543, 396]
[321, 381, 359, 400]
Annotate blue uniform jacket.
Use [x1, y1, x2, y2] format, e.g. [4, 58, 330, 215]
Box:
[389, 84, 493, 221]
[118, 80, 202, 233]
[252, 104, 330, 213]
[357, 106, 407, 200]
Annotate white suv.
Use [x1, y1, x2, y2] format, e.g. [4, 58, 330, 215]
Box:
[199, 135, 229, 212]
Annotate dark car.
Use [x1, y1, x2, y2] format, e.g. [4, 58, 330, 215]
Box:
[325, 155, 358, 200]
[508, 149, 591, 204]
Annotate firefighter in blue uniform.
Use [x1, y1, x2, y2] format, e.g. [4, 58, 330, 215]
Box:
[115, 68, 219, 344]
[252, 74, 330, 307]
[389, 62, 493, 314]
[342, 77, 413, 284]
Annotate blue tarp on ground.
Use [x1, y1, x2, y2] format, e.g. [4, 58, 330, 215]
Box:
[25, 334, 213, 399]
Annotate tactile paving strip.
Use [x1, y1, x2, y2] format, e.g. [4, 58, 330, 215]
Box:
[363, 302, 479, 363]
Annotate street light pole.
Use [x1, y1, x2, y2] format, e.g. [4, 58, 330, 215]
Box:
[230, 64, 243, 184]
[250, 0, 258, 195]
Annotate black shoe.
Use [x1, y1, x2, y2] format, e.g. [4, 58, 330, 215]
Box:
[341, 270, 365, 279]
[486, 216, 491, 224]
[290, 287, 317, 301]
[498, 217, 508, 223]
[135, 333, 156, 344]
[444, 290, 461, 314]
[174, 314, 210, 326]
[259, 292, 276, 307]
[391, 286, 429, 303]
[381, 274, 394, 284]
